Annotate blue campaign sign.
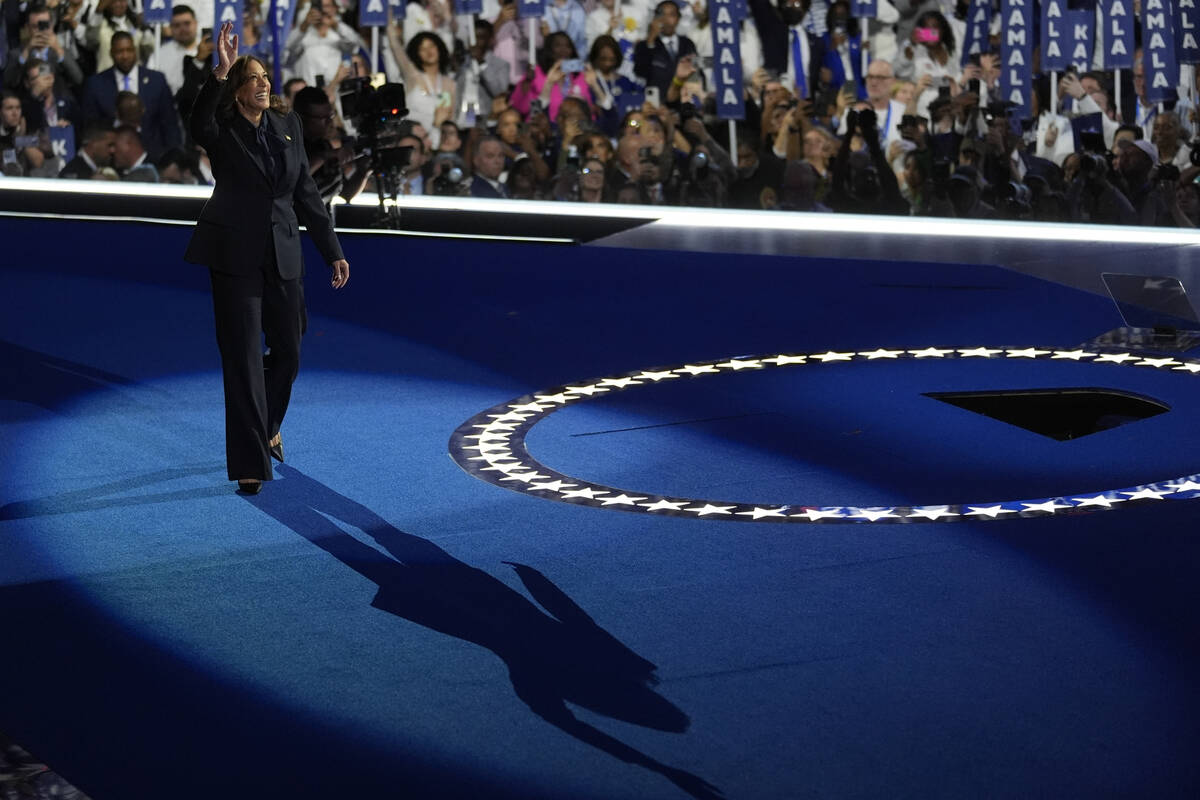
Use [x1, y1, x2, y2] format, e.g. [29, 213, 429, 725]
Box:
[731, 0, 748, 21]
[456, 0, 484, 14]
[1101, 0, 1134, 69]
[213, 0, 244, 31]
[49, 126, 75, 163]
[850, 0, 876, 18]
[518, 0, 545, 19]
[1177, 0, 1200, 64]
[1041, 0, 1068, 72]
[1067, 9, 1094, 71]
[1143, 0, 1180, 103]
[960, 0, 990, 66]
[143, 0, 172, 26]
[1000, 0, 1033, 118]
[359, 0, 387, 26]
[710, 0, 744, 120]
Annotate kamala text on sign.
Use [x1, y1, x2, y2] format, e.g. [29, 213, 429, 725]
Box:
[1177, 0, 1200, 64]
[710, 0, 745, 119]
[1102, 0, 1134, 69]
[1001, 0, 1033, 117]
[1042, 0, 1067, 72]
[1143, 0, 1180, 102]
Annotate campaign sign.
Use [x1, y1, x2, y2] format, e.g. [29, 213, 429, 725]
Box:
[143, 0, 172, 26]
[359, 0, 387, 26]
[1177, 0, 1200, 64]
[271, 0, 299, 44]
[49, 126, 75, 163]
[1001, 0, 1034, 117]
[213, 0, 243, 29]
[1101, 0, 1134, 69]
[1067, 9, 1094, 71]
[1143, 0, 1180, 103]
[710, 0, 745, 120]
[850, 0, 877, 18]
[456, 0, 484, 14]
[519, 0, 546, 19]
[1041, 0, 1068, 72]
[960, 0, 991, 66]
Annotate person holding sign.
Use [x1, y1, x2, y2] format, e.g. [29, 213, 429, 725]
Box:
[384, 26, 457, 146]
[184, 22, 350, 495]
[747, 0, 826, 106]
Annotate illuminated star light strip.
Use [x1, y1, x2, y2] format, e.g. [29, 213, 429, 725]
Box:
[447, 347, 1200, 524]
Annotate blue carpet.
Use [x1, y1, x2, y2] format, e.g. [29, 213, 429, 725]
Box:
[1, 217, 1198, 799]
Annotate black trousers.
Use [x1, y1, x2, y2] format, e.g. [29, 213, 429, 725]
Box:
[209, 248, 306, 481]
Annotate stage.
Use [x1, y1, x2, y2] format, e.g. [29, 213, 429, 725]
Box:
[1, 187, 1198, 798]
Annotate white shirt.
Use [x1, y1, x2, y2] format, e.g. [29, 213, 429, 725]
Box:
[147, 39, 199, 95]
[115, 64, 140, 94]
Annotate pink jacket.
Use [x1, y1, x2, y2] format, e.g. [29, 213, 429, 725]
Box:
[509, 64, 593, 121]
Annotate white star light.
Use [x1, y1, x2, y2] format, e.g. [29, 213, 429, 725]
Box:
[811, 351, 854, 362]
[527, 480, 577, 493]
[1172, 362, 1200, 373]
[633, 370, 680, 381]
[958, 347, 1003, 358]
[461, 443, 511, 455]
[499, 472, 551, 483]
[859, 349, 903, 359]
[1006, 348, 1052, 358]
[534, 393, 575, 404]
[1021, 500, 1073, 514]
[685, 504, 737, 516]
[560, 487, 609, 500]
[1122, 487, 1168, 501]
[737, 507, 789, 519]
[1051, 350, 1096, 360]
[761, 354, 808, 366]
[847, 507, 900, 521]
[1071, 494, 1124, 508]
[642, 499, 687, 512]
[488, 412, 530, 422]
[907, 506, 959, 520]
[475, 422, 518, 431]
[509, 402, 551, 413]
[716, 359, 763, 370]
[909, 347, 952, 358]
[464, 432, 511, 443]
[1094, 352, 1137, 364]
[600, 494, 648, 506]
[1136, 357, 1181, 368]
[598, 377, 642, 388]
[564, 384, 610, 395]
[675, 364, 721, 376]
[796, 507, 845, 520]
[1167, 479, 1200, 493]
[964, 505, 1017, 518]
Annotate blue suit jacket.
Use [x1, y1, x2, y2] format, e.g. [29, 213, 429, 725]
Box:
[82, 66, 182, 159]
[470, 174, 508, 198]
[184, 75, 342, 280]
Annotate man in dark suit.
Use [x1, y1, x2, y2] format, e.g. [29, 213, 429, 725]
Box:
[82, 31, 182, 160]
[59, 125, 116, 179]
[184, 22, 349, 494]
[633, 1, 697, 99]
[470, 135, 509, 198]
[748, 0, 826, 104]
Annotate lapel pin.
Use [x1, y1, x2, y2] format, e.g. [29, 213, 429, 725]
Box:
[285, 134, 291, 140]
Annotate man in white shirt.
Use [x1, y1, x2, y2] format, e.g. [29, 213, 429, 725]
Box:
[147, 5, 200, 96]
[837, 59, 903, 147]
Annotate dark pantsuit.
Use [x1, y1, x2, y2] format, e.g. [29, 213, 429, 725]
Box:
[209, 244, 306, 481]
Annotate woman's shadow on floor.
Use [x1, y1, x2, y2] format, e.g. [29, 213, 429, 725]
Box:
[247, 465, 723, 800]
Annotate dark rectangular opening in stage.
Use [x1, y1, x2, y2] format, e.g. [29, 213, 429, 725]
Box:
[924, 388, 1169, 441]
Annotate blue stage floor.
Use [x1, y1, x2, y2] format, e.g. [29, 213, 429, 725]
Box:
[1, 213, 1198, 799]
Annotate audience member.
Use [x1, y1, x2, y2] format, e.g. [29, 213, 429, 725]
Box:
[82, 31, 180, 159]
[58, 123, 115, 178]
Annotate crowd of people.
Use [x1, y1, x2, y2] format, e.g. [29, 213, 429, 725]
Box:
[3, 0, 1200, 225]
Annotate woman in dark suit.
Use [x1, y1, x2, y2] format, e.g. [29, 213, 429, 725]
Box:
[185, 21, 350, 495]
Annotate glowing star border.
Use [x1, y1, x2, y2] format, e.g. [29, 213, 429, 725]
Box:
[447, 347, 1200, 524]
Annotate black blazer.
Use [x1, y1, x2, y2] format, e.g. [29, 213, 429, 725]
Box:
[633, 36, 698, 97]
[81, 66, 181, 159]
[184, 74, 343, 280]
[747, 0, 825, 96]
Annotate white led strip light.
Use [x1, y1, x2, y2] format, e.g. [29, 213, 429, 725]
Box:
[448, 346, 1200, 523]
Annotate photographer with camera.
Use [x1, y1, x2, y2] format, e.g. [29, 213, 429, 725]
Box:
[1063, 147, 1137, 226]
[292, 86, 370, 205]
[1115, 138, 1175, 226]
[828, 105, 907, 214]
